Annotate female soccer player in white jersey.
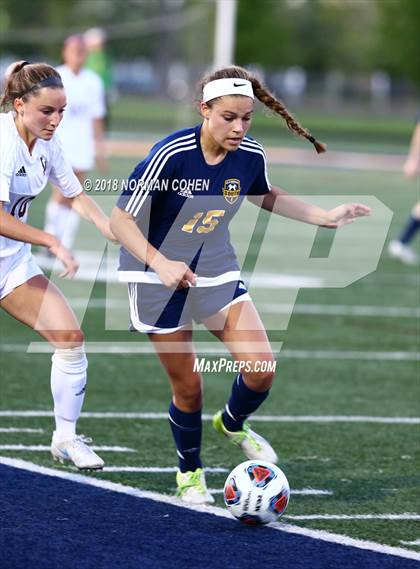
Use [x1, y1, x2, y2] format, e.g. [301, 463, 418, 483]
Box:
[43, 34, 106, 251]
[388, 114, 420, 265]
[0, 61, 114, 470]
[111, 66, 371, 504]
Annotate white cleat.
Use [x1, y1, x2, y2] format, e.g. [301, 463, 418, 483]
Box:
[51, 433, 104, 470]
[388, 240, 419, 265]
[213, 410, 278, 464]
[176, 468, 215, 505]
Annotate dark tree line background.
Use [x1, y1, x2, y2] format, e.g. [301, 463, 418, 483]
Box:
[0, 0, 419, 86]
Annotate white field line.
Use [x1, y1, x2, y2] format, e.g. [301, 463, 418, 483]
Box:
[0, 445, 136, 452]
[0, 411, 419, 424]
[293, 456, 331, 461]
[209, 488, 333, 496]
[34, 255, 324, 288]
[247, 415, 420, 424]
[287, 514, 420, 521]
[0, 428, 44, 433]
[290, 489, 333, 496]
[5, 342, 284, 356]
[0, 456, 418, 562]
[104, 466, 228, 473]
[261, 303, 420, 318]
[400, 540, 420, 546]
[1, 343, 419, 361]
[282, 350, 420, 361]
[34, 250, 420, 287]
[32, 296, 420, 319]
[103, 471, 330, 495]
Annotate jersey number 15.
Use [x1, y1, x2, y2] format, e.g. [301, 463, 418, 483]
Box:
[182, 210, 225, 234]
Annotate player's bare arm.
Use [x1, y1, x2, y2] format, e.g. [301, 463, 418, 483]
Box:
[110, 206, 195, 289]
[248, 185, 371, 228]
[0, 201, 78, 277]
[70, 191, 116, 242]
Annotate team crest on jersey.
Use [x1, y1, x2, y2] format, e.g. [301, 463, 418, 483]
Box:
[223, 179, 241, 204]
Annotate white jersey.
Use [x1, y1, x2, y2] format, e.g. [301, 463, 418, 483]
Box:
[0, 111, 82, 273]
[56, 65, 105, 171]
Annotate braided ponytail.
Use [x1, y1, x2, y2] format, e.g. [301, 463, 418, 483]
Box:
[200, 66, 326, 154]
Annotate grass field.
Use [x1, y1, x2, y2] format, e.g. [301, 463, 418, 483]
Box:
[0, 116, 419, 556]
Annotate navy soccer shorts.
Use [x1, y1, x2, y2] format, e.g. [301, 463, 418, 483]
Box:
[127, 279, 250, 334]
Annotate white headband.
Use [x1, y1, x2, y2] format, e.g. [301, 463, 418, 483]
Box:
[202, 78, 254, 103]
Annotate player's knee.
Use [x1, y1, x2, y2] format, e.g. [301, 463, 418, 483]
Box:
[50, 329, 85, 348]
[174, 389, 202, 411]
[244, 364, 276, 391]
[170, 372, 202, 409]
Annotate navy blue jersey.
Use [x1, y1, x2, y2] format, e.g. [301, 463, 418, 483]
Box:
[117, 124, 271, 281]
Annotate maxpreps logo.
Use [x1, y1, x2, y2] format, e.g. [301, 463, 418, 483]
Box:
[223, 178, 241, 204]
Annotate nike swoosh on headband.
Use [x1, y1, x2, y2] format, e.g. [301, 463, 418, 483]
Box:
[202, 78, 254, 102]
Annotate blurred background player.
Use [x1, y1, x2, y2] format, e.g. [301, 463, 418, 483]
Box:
[43, 34, 107, 251]
[110, 65, 371, 505]
[388, 115, 420, 265]
[0, 61, 115, 469]
[84, 27, 114, 131]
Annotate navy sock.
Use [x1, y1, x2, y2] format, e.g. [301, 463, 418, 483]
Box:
[168, 402, 202, 473]
[399, 215, 420, 244]
[222, 373, 269, 432]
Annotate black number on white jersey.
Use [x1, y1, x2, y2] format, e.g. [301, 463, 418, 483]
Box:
[10, 196, 35, 218]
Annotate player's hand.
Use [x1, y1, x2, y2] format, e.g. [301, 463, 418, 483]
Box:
[155, 259, 197, 289]
[48, 239, 79, 278]
[322, 203, 371, 228]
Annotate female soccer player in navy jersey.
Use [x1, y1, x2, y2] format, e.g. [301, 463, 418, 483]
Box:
[0, 61, 115, 470]
[111, 66, 371, 504]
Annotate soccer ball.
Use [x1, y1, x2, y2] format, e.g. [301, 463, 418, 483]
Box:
[223, 460, 290, 525]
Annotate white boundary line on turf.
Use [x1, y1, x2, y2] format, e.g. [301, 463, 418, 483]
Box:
[401, 539, 420, 546]
[58, 298, 420, 318]
[287, 514, 420, 521]
[0, 445, 136, 452]
[0, 428, 44, 433]
[260, 303, 420, 318]
[1, 343, 419, 360]
[208, 488, 333, 496]
[104, 466, 227, 473]
[281, 350, 420, 361]
[33, 256, 326, 288]
[0, 456, 418, 562]
[0, 411, 419, 424]
[102, 471, 332, 495]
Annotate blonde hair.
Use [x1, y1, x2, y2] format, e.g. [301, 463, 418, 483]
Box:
[200, 66, 326, 154]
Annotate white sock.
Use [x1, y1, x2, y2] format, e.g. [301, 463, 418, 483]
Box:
[51, 345, 88, 441]
[44, 201, 80, 250]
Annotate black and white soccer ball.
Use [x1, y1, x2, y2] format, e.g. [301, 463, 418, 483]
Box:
[223, 460, 290, 525]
